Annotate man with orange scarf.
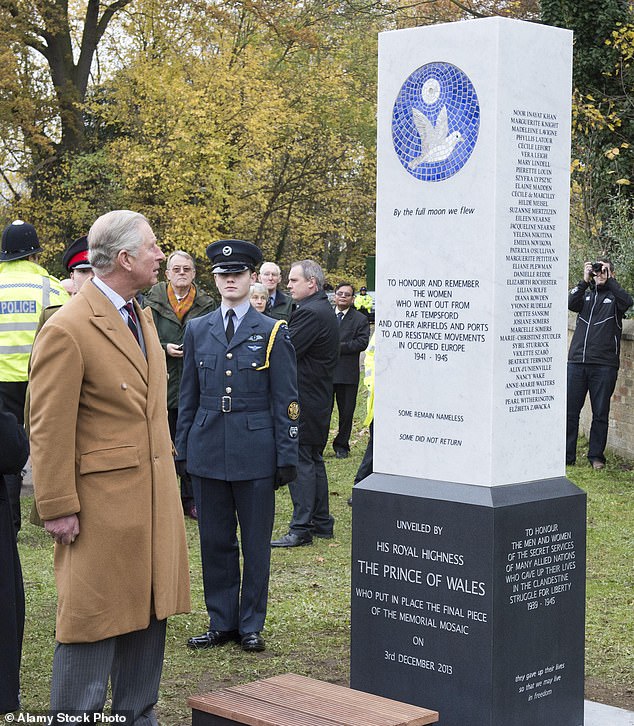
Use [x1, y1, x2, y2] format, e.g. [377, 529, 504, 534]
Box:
[145, 250, 215, 517]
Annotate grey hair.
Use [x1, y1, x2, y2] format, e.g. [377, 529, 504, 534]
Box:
[260, 261, 281, 276]
[167, 250, 195, 270]
[88, 210, 150, 273]
[250, 282, 268, 296]
[291, 259, 325, 291]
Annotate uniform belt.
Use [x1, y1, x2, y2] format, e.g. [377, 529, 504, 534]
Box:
[199, 394, 270, 413]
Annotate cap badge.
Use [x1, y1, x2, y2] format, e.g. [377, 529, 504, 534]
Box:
[222, 245, 232, 256]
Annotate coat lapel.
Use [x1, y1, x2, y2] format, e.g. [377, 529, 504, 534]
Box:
[82, 282, 148, 382]
[140, 303, 166, 415]
[209, 308, 226, 346]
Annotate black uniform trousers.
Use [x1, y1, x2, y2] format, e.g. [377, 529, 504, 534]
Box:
[191, 476, 275, 634]
[566, 363, 618, 465]
[0, 475, 24, 713]
[0, 381, 27, 537]
[332, 383, 358, 454]
[288, 445, 334, 539]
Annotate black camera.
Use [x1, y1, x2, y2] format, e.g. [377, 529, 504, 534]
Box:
[590, 262, 604, 276]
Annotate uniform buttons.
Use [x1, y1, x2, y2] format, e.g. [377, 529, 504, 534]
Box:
[225, 370, 232, 376]
[199, 360, 204, 367]
[251, 362, 257, 368]
[226, 352, 233, 359]
[225, 387, 232, 394]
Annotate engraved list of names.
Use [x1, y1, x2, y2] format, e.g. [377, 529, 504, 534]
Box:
[501, 108, 563, 415]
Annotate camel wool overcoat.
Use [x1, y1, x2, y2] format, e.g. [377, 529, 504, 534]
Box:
[29, 281, 190, 643]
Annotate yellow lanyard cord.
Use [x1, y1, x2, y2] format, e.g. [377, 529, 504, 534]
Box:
[255, 319, 286, 370]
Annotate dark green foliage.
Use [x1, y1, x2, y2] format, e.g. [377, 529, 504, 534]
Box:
[541, 0, 630, 90]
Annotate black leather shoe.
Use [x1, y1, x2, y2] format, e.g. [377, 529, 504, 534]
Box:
[271, 533, 312, 548]
[347, 497, 353, 506]
[187, 629, 239, 649]
[335, 449, 349, 459]
[241, 632, 265, 652]
[313, 530, 334, 539]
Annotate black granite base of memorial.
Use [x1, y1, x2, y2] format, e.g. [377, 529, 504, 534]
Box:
[350, 473, 586, 726]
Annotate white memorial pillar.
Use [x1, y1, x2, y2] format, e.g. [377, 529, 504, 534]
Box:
[375, 18, 571, 485]
[351, 18, 586, 726]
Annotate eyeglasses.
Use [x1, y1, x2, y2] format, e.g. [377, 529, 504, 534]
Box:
[335, 291, 353, 297]
[170, 266, 193, 274]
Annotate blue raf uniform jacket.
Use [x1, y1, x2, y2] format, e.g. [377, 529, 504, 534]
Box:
[175, 306, 299, 481]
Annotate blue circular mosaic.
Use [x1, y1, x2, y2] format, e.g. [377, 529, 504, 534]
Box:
[392, 62, 480, 182]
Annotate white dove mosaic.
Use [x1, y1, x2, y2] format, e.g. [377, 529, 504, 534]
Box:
[392, 62, 480, 181]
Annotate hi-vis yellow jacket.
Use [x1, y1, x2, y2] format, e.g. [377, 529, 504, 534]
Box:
[354, 292, 373, 314]
[0, 259, 69, 381]
[363, 332, 375, 426]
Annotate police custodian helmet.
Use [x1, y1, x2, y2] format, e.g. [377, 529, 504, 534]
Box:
[1, 220, 43, 261]
[206, 239, 263, 274]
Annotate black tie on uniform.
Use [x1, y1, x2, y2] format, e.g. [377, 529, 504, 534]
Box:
[225, 309, 235, 343]
[124, 302, 140, 345]
[337, 311, 344, 323]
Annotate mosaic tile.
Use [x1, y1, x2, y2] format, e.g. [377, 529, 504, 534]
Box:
[392, 62, 480, 182]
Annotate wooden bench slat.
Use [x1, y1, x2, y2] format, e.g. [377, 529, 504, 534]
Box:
[189, 691, 336, 726]
[227, 680, 435, 726]
[189, 674, 438, 726]
[254, 675, 438, 724]
[226, 684, 400, 726]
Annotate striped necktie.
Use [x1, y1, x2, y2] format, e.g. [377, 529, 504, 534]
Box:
[124, 302, 140, 345]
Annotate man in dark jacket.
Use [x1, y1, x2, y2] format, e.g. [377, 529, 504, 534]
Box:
[144, 251, 215, 516]
[331, 282, 370, 458]
[566, 258, 632, 469]
[271, 260, 339, 547]
[259, 261, 294, 321]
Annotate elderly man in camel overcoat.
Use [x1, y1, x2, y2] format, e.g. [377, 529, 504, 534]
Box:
[29, 210, 190, 725]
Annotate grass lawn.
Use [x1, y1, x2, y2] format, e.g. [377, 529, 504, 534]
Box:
[17, 423, 633, 723]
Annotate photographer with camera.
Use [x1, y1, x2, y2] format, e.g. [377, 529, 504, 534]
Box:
[566, 258, 632, 469]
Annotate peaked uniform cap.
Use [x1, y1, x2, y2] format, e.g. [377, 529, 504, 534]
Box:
[1, 220, 43, 261]
[62, 235, 92, 271]
[206, 239, 263, 273]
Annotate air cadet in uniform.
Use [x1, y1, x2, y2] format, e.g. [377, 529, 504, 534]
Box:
[175, 240, 298, 653]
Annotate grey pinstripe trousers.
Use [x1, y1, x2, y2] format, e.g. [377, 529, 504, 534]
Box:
[50, 617, 166, 725]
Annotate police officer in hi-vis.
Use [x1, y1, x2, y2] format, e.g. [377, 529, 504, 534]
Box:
[176, 240, 298, 653]
[0, 220, 69, 535]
